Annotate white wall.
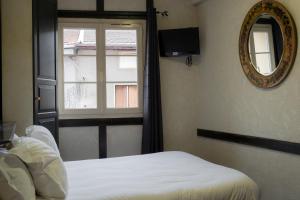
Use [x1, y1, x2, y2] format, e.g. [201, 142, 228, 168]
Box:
[104, 0, 146, 11]
[155, 0, 201, 153]
[180, 0, 300, 200]
[196, 0, 300, 143]
[59, 125, 142, 161]
[59, 127, 99, 161]
[149, 1, 300, 200]
[107, 125, 142, 157]
[58, 0, 97, 11]
[1, 0, 33, 134]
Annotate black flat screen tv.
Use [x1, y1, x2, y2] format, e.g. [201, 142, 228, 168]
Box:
[158, 27, 200, 57]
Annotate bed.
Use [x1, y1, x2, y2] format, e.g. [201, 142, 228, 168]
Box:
[63, 151, 258, 200]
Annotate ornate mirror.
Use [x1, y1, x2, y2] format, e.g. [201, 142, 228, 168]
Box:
[239, 0, 297, 88]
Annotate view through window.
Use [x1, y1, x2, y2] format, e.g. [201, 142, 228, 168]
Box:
[63, 28, 97, 109]
[105, 29, 138, 109]
[60, 23, 142, 116]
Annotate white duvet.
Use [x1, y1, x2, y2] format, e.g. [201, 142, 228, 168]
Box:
[64, 151, 258, 200]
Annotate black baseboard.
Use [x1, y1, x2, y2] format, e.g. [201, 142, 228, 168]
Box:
[197, 129, 300, 155]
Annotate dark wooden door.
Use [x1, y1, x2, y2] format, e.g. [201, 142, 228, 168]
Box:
[33, 0, 58, 142]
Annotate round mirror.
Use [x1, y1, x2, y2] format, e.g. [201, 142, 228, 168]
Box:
[248, 14, 283, 76]
[239, 0, 297, 88]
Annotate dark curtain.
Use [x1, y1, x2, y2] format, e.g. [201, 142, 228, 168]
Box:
[0, 0, 2, 121]
[142, 0, 164, 154]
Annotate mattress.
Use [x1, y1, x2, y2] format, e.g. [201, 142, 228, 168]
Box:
[64, 151, 258, 200]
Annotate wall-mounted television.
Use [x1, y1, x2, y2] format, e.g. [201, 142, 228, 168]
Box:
[158, 27, 200, 57]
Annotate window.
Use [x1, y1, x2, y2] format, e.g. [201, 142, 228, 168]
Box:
[249, 24, 276, 75]
[63, 28, 97, 109]
[58, 21, 143, 117]
[105, 29, 138, 109]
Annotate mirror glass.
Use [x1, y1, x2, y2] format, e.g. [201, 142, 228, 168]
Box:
[248, 14, 283, 76]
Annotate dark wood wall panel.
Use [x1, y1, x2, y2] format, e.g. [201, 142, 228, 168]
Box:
[33, 0, 58, 143]
[197, 129, 300, 155]
[59, 118, 143, 127]
[57, 10, 147, 19]
[99, 126, 107, 158]
[38, 85, 56, 112]
[38, 117, 58, 141]
[97, 0, 104, 12]
[37, 0, 56, 79]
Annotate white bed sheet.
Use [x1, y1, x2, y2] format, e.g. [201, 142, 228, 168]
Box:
[63, 151, 258, 200]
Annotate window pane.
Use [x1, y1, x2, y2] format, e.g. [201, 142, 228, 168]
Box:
[255, 53, 272, 75]
[119, 56, 137, 69]
[106, 56, 138, 82]
[105, 29, 138, 108]
[64, 83, 97, 109]
[105, 29, 137, 49]
[63, 28, 97, 82]
[253, 32, 270, 53]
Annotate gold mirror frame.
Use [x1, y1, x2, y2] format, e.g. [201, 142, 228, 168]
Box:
[239, 0, 297, 88]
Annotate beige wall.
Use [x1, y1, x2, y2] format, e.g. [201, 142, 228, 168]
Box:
[167, 0, 300, 200]
[155, 0, 202, 153]
[154, 0, 300, 200]
[196, 0, 300, 143]
[1, 0, 33, 134]
[104, 0, 146, 11]
[58, 0, 96, 11]
[59, 125, 142, 161]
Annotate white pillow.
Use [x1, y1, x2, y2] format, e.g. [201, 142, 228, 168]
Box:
[10, 137, 68, 199]
[0, 150, 36, 200]
[26, 125, 60, 155]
